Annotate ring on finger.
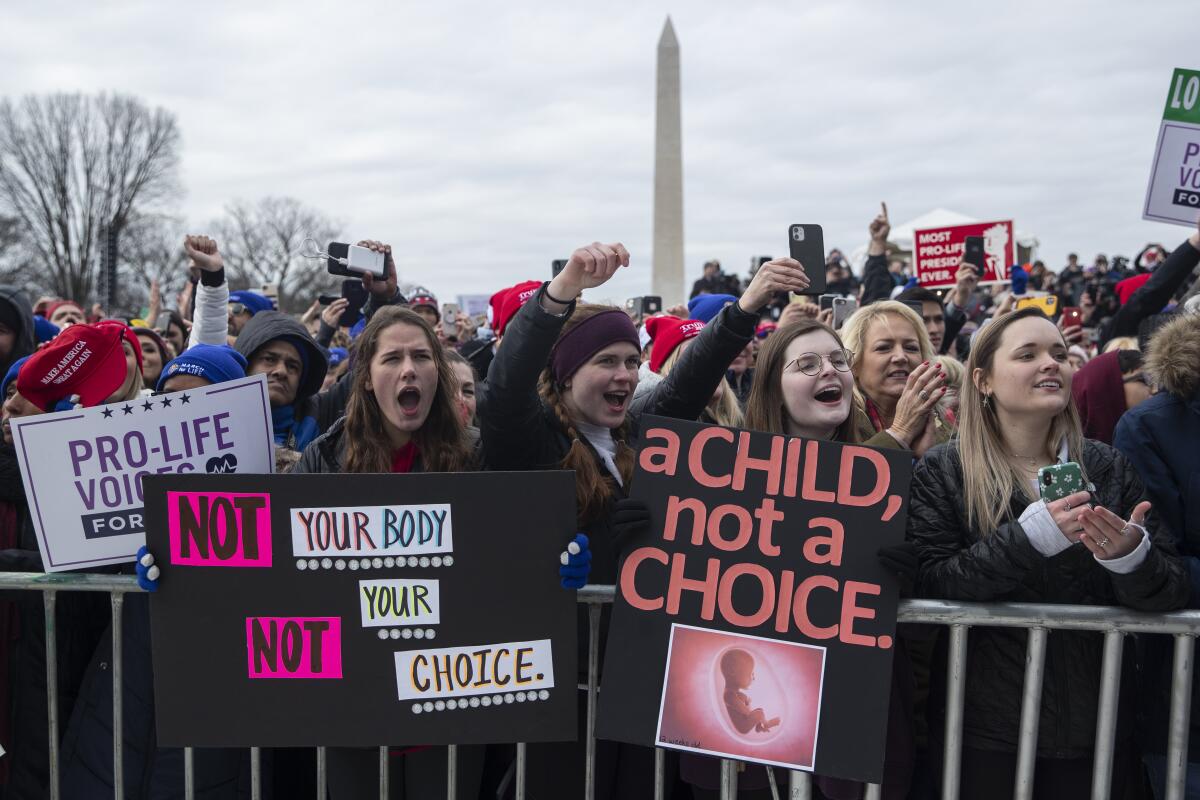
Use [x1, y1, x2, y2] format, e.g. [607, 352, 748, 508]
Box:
[1064, 501, 1072, 511]
[919, 390, 929, 400]
[1099, 537, 1110, 548]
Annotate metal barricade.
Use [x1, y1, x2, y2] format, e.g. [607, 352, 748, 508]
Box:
[3, 572, 1197, 800]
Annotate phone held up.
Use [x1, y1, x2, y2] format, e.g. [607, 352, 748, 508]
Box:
[327, 242, 386, 279]
[441, 303, 459, 339]
[1062, 306, 1083, 329]
[963, 236, 986, 276]
[1038, 462, 1086, 503]
[832, 296, 858, 329]
[788, 224, 826, 295]
[552, 259, 568, 278]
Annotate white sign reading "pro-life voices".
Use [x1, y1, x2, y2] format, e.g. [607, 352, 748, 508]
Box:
[12, 375, 274, 572]
[1145, 67, 1200, 227]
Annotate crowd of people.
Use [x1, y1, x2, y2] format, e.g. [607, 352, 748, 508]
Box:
[0, 203, 1197, 799]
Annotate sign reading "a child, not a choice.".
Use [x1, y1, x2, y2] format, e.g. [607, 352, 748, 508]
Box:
[595, 416, 912, 784]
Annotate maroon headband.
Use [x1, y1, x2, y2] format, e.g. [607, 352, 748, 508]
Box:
[550, 309, 641, 384]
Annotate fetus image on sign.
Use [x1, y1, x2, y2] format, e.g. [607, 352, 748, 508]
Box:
[720, 648, 780, 734]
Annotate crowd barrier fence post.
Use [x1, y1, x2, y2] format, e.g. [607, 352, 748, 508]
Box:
[1014, 626, 1049, 800]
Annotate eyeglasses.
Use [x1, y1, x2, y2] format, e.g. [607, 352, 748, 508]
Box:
[1122, 373, 1151, 387]
[229, 303, 249, 316]
[784, 349, 853, 376]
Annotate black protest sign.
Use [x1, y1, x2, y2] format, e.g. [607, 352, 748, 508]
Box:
[595, 416, 912, 783]
[143, 471, 577, 747]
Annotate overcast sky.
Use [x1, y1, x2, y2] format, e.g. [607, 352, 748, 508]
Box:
[4, 1, 1197, 305]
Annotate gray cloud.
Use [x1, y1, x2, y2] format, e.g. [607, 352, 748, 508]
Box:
[2, 1, 1196, 305]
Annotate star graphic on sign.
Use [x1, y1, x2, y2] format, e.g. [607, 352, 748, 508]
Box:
[160, 397, 173, 408]
[179, 394, 191, 404]
[101, 408, 114, 419]
[122, 405, 134, 415]
[142, 400, 154, 412]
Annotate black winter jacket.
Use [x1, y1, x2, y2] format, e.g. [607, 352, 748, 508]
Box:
[289, 417, 480, 475]
[477, 284, 759, 585]
[910, 439, 1189, 758]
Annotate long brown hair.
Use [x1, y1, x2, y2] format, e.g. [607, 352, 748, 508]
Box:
[342, 307, 475, 474]
[537, 304, 636, 524]
[744, 320, 858, 443]
[959, 307, 1085, 535]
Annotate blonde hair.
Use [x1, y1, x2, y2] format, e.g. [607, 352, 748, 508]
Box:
[660, 343, 743, 428]
[1102, 336, 1138, 354]
[959, 308, 1085, 535]
[839, 300, 935, 419]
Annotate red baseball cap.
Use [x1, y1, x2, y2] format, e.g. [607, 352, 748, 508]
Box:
[646, 315, 706, 373]
[1115, 273, 1152, 306]
[18, 323, 132, 411]
[490, 280, 541, 337]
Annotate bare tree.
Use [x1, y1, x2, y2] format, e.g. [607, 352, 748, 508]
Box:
[0, 92, 181, 303]
[211, 196, 341, 313]
[114, 212, 189, 315]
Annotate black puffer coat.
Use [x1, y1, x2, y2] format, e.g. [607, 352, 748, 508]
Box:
[909, 439, 1189, 758]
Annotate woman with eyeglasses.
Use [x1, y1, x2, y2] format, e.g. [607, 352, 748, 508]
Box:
[676, 319, 915, 800]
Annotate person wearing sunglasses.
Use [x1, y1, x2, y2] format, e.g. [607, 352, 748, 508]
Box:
[227, 292, 273, 337]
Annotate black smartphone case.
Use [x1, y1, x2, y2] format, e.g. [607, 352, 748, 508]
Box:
[338, 278, 368, 328]
[788, 224, 826, 295]
[963, 237, 986, 275]
[327, 242, 353, 277]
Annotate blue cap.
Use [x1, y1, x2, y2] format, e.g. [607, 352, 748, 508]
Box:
[349, 317, 367, 339]
[33, 316, 60, 344]
[687, 294, 738, 324]
[328, 347, 349, 368]
[2, 356, 30, 398]
[1010, 265, 1029, 296]
[228, 291, 273, 315]
[157, 344, 248, 392]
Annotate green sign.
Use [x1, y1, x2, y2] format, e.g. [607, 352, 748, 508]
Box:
[1163, 68, 1200, 125]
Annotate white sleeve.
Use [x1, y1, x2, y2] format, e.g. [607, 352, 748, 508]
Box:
[188, 280, 229, 349]
[1096, 523, 1152, 574]
[1018, 499, 1072, 558]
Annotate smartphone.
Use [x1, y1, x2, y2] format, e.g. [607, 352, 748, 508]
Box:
[788, 224, 826, 295]
[963, 236, 986, 276]
[641, 296, 663, 315]
[832, 296, 858, 329]
[317, 295, 339, 306]
[1038, 462, 1086, 503]
[818, 294, 837, 311]
[338, 279, 369, 328]
[552, 259, 568, 278]
[903, 300, 925, 317]
[1062, 306, 1083, 328]
[327, 242, 386, 278]
[441, 303, 459, 338]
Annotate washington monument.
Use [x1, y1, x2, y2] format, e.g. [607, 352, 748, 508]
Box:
[652, 17, 684, 305]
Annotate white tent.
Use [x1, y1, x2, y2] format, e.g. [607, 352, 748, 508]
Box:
[848, 208, 1040, 275]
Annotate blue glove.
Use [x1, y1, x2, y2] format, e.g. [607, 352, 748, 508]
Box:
[558, 534, 591, 590]
[136, 545, 160, 592]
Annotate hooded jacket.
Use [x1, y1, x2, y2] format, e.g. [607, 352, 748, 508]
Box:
[0, 285, 35, 378]
[1114, 312, 1200, 758]
[1071, 350, 1127, 445]
[233, 311, 343, 451]
[910, 438, 1188, 758]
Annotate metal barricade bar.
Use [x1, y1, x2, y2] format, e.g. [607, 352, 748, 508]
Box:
[13, 575, 1200, 799]
[1014, 627, 1049, 800]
